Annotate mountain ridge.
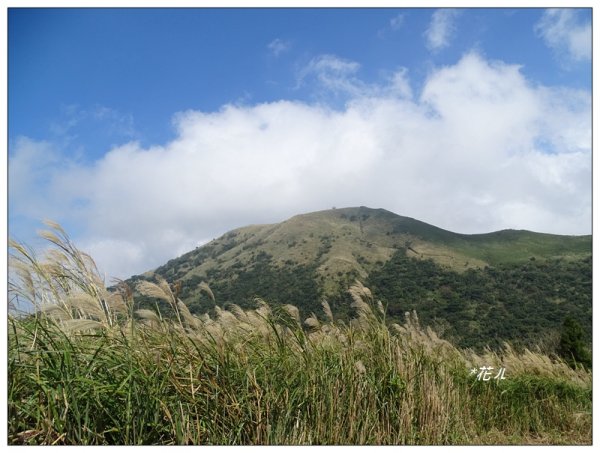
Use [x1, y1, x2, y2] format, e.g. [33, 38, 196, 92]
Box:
[128, 206, 591, 350]
[144, 206, 590, 283]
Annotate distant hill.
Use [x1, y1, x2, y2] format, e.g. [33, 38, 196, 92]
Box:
[128, 206, 591, 350]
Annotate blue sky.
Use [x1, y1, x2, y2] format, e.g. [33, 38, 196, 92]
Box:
[7, 7, 593, 279]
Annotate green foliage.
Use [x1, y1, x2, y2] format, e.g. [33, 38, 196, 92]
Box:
[8, 225, 592, 445]
[367, 250, 592, 351]
[202, 252, 322, 317]
[125, 207, 591, 353]
[113, 208, 589, 357]
[8, 304, 592, 445]
[465, 374, 591, 437]
[557, 317, 592, 370]
[138, 247, 592, 352]
[16, 210, 590, 442]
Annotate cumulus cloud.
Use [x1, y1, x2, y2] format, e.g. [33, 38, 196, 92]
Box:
[425, 9, 460, 52]
[9, 52, 591, 280]
[267, 38, 291, 57]
[535, 9, 591, 64]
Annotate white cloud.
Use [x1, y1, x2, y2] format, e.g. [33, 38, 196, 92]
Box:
[390, 14, 404, 30]
[535, 9, 591, 64]
[267, 38, 291, 57]
[296, 54, 363, 96]
[91, 106, 136, 137]
[377, 13, 405, 38]
[387, 68, 413, 99]
[425, 9, 460, 52]
[50, 104, 137, 141]
[297, 55, 412, 101]
[9, 53, 591, 280]
[9, 138, 67, 219]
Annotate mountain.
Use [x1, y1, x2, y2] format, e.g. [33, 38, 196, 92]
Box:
[129, 206, 591, 350]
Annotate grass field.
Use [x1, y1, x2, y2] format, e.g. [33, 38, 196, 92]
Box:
[7, 222, 592, 445]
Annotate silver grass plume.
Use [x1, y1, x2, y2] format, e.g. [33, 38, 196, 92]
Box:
[136, 308, 162, 324]
[321, 299, 334, 323]
[348, 280, 374, 320]
[304, 315, 321, 330]
[282, 304, 301, 323]
[198, 282, 215, 302]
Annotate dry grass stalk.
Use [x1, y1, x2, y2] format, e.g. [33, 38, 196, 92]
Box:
[304, 316, 320, 330]
[136, 280, 173, 305]
[178, 301, 202, 330]
[198, 282, 215, 301]
[136, 308, 162, 325]
[321, 299, 334, 323]
[61, 319, 104, 333]
[464, 343, 590, 386]
[282, 304, 301, 323]
[7, 222, 592, 446]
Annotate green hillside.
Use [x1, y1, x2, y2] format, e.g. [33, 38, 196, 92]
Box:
[129, 206, 591, 350]
[9, 221, 592, 445]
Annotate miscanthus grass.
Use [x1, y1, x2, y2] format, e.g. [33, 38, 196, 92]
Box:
[7, 223, 592, 445]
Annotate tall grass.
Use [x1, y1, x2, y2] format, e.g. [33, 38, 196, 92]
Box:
[7, 223, 592, 445]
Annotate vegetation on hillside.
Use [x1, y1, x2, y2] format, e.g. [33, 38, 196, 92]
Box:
[8, 224, 592, 445]
[126, 207, 591, 353]
[367, 248, 592, 351]
[141, 247, 591, 353]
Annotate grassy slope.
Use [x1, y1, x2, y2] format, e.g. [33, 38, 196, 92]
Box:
[148, 206, 591, 296]
[8, 287, 592, 445]
[8, 223, 592, 445]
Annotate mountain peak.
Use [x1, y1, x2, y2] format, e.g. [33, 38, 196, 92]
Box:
[144, 205, 589, 291]
[128, 206, 590, 350]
